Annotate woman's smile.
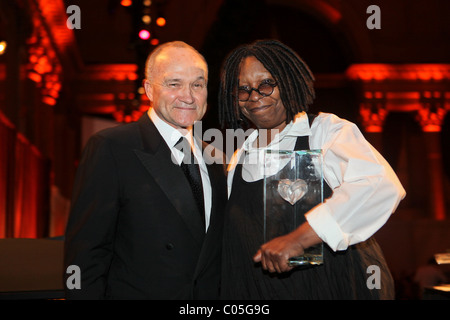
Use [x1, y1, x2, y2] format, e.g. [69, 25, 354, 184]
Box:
[246, 103, 272, 114]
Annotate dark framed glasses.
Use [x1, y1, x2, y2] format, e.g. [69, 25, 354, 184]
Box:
[237, 81, 278, 102]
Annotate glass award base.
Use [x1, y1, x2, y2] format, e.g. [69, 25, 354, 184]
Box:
[288, 247, 324, 266]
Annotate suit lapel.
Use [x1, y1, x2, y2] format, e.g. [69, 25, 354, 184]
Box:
[191, 163, 226, 281]
[133, 115, 205, 245]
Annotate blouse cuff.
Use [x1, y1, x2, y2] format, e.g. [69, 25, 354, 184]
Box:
[305, 204, 349, 252]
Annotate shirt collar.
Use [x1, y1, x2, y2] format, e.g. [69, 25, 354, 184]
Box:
[148, 108, 193, 149]
[284, 112, 311, 137]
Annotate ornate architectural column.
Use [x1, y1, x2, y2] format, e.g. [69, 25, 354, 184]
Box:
[347, 64, 450, 220]
[26, 22, 62, 107]
[74, 64, 145, 122]
[357, 90, 387, 151]
[417, 91, 447, 220]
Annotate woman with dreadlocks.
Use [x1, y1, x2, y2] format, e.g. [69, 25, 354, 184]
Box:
[219, 39, 405, 299]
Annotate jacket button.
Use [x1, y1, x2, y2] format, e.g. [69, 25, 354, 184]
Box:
[166, 243, 174, 250]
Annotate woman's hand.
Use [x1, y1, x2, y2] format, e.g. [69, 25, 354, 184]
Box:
[253, 222, 322, 273]
[253, 232, 304, 273]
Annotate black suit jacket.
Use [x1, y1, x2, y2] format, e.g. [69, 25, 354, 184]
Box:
[64, 114, 227, 299]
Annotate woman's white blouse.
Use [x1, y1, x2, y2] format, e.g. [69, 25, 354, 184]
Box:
[226, 112, 406, 251]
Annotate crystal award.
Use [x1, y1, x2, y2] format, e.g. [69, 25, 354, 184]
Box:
[263, 149, 324, 267]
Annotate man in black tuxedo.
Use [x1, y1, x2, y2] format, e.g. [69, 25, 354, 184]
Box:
[64, 41, 227, 299]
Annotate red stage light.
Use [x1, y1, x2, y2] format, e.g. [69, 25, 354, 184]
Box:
[138, 29, 150, 40]
[121, 0, 132, 7]
[0, 41, 6, 55]
[156, 17, 166, 27]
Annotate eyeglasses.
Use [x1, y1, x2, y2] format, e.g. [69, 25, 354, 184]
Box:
[237, 81, 278, 102]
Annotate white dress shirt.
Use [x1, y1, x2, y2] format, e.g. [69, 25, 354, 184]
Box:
[148, 108, 212, 231]
[227, 112, 406, 251]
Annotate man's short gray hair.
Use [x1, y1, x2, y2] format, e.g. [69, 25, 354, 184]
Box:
[144, 41, 208, 81]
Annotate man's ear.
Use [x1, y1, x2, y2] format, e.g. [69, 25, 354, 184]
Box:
[143, 79, 153, 101]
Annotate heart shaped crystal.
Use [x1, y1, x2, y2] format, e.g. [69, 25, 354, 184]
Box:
[277, 179, 308, 205]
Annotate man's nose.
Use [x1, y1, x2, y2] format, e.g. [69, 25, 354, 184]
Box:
[179, 86, 195, 104]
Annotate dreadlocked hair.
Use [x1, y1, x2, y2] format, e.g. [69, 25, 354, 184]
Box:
[218, 39, 315, 129]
